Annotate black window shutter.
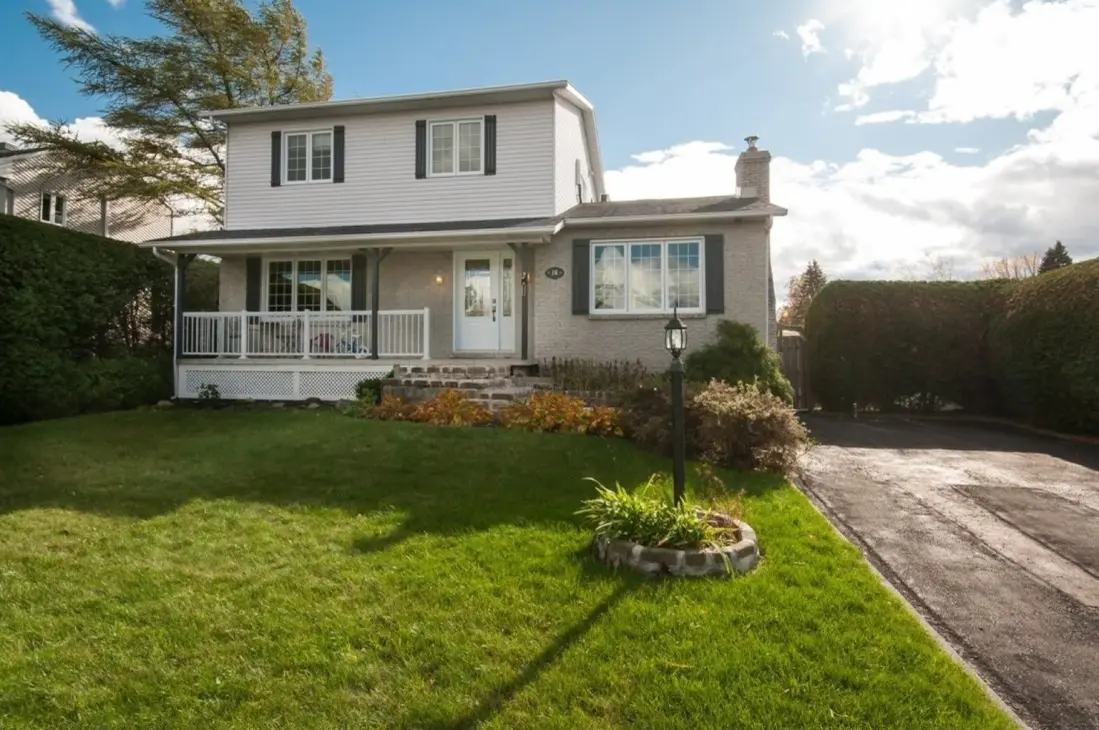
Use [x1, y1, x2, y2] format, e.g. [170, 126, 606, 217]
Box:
[484, 114, 497, 175]
[246, 255, 263, 311]
[351, 252, 368, 310]
[333, 125, 345, 183]
[571, 239, 591, 315]
[270, 131, 282, 187]
[704, 234, 725, 314]
[414, 120, 427, 179]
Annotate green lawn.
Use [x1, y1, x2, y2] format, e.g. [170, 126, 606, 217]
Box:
[0, 409, 1012, 730]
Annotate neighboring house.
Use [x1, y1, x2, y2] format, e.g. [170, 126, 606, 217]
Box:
[0, 143, 174, 243]
[145, 80, 787, 401]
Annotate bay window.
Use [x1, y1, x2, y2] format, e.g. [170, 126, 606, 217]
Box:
[266, 258, 352, 312]
[591, 238, 703, 314]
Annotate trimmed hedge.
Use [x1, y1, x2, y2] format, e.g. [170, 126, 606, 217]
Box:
[806, 281, 1013, 414]
[990, 258, 1099, 434]
[806, 262, 1099, 435]
[0, 215, 216, 424]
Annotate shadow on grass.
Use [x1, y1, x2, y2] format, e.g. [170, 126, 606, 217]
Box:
[419, 578, 644, 730]
[0, 410, 790, 544]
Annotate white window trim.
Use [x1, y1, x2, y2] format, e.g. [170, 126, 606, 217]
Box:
[263, 256, 353, 313]
[40, 192, 66, 226]
[427, 118, 484, 177]
[589, 237, 706, 316]
[283, 128, 334, 185]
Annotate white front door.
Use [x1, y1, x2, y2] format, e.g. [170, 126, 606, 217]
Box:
[454, 250, 516, 353]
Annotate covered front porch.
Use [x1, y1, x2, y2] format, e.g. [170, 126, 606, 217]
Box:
[151, 218, 554, 400]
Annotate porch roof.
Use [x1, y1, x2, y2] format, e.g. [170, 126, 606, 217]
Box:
[143, 216, 563, 253]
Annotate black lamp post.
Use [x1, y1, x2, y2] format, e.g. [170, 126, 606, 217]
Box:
[664, 307, 688, 506]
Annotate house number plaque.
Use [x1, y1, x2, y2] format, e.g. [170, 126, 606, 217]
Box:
[545, 266, 565, 280]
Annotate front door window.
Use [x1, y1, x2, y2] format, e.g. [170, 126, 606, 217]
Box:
[455, 251, 515, 352]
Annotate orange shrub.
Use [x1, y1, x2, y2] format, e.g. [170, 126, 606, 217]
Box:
[366, 394, 415, 421]
[499, 392, 621, 437]
[410, 390, 492, 427]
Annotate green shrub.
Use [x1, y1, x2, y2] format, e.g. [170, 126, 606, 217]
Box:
[355, 377, 384, 405]
[685, 320, 794, 403]
[805, 280, 1013, 413]
[498, 391, 621, 436]
[692, 380, 810, 474]
[0, 216, 220, 423]
[617, 384, 700, 457]
[989, 258, 1099, 433]
[80, 357, 172, 411]
[576, 476, 732, 550]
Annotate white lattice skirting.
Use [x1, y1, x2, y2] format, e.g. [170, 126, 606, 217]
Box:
[178, 363, 392, 401]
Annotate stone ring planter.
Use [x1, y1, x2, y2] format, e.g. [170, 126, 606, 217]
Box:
[592, 517, 760, 577]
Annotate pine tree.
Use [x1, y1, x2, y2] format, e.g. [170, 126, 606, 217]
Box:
[3, 0, 332, 225]
[780, 260, 828, 326]
[1038, 241, 1073, 273]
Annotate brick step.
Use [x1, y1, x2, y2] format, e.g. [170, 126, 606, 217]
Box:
[394, 364, 514, 379]
[396, 377, 510, 390]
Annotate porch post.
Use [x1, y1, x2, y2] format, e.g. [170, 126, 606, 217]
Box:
[368, 247, 392, 359]
[508, 242, 533, 361]
[174, 253, 196, 359]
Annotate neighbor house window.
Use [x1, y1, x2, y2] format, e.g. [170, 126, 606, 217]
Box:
[40, 192, 66, 225]
[591, 239, 703, 314]
[266, 257, 352, 312]
[429, 119, 482, 175]
[284, 130, 333, 183]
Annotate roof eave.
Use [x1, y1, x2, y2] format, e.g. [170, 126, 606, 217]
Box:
[202, 80, 572, 123]
[562, 208, 787, 227]
[141, 222, 564, 252]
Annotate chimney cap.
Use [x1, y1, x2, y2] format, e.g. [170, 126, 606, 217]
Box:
[745, 135, 759, 150]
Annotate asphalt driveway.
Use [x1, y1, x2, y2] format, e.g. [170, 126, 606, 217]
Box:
[801, 415, 1099, 730]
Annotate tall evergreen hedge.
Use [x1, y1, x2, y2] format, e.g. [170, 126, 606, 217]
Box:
[805, 263, 1099, 435]
[990, 258, 1099, 433]
[0, 215, 216, 424]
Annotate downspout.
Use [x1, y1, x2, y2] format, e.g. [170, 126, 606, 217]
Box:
[152, 246, 179, 399]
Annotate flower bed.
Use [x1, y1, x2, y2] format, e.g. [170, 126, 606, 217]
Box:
[593, 515, 760, 577]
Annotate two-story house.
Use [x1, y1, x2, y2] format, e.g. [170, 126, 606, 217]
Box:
[147, 80, 787, 401]
[0, 143, 175, 242]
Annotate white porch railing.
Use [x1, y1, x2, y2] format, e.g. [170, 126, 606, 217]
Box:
[180, 309, 430, 359]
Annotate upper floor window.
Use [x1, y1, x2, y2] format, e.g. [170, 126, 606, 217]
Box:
[284, 130, 332, 183]
[591, 238, 704, 315]
[40, 192, 66, 225]
[266, 257, 352, 312]
[429, 119, 482, 176]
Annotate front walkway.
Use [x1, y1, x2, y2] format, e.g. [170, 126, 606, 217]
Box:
[801, 415, 1099, 730]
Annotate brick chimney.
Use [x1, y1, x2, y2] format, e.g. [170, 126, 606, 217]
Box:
[735, 135, 770, 203]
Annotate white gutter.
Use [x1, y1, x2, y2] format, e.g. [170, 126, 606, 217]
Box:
[142, 222, 563, 251]
[560, 208, 788, 227]
[150, 246, 176, 265]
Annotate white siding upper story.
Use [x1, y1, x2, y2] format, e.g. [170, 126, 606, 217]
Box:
[224, 100, 556, 230]
[553, 97, 595, 214]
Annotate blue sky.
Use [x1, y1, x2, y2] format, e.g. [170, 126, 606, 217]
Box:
[2, 0, 1097, 284]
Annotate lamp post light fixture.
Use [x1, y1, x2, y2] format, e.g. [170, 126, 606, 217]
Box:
[664, 308, 688, 506]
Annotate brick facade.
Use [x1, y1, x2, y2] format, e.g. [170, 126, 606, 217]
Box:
[533, 220, 772, 370]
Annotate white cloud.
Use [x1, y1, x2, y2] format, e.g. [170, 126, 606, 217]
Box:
[833, 0, 1099, 122]
[797, 19, 826, 57]
[773, 30, 790, 40]
[106, 0, 125, 7]
[47, 0, 95, 33]
[955, 146, 980, 154]
[0, 89, 123, 148]
[605, 98, 1099, 287]
[854, 110, 916, 125]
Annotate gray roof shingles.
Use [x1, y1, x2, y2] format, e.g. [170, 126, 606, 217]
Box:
[152, 195, 783, 243]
